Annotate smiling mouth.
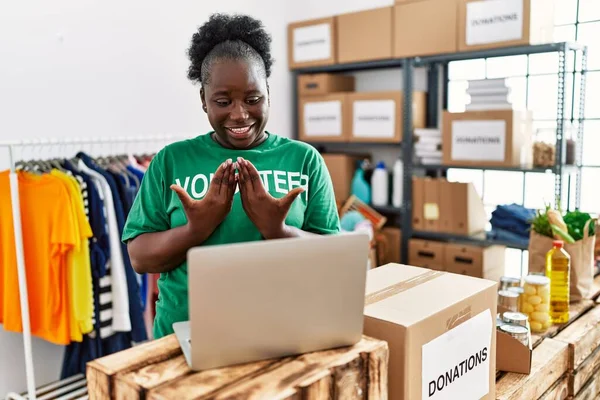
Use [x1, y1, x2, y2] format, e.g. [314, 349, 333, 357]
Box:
[226, 124, 254, 138]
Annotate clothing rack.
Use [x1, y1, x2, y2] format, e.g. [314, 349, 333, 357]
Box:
[1, 134, 192, 400]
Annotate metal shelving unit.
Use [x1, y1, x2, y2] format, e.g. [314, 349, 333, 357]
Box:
[292, 42, 588, 265]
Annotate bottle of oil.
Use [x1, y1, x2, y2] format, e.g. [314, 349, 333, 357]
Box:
[545, 240, 571, 324]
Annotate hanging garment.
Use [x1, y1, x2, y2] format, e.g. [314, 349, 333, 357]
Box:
[77, 160, 131, 333]
[78, 153, 147, 343]
[50, 170, 94, 341]
[0, 171, 76, 345]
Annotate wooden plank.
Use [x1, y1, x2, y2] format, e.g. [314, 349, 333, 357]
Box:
[537, 374, 569, 400]
[165, 336, 388, 400]
[87, 335, 181, 400]
[554, 305, 600, 370]
[530, 301, 595, 349]
[148, 359, 283, 400]
[570, 346, 600, 396]
[114, 355, 191, 399]
[573, 365, 600, 399]
[496, 338, 569, 400]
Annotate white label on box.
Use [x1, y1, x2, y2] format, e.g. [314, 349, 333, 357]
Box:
[352, 100, 396, 138]
[293, 23, 331, 63]
[451, 120, 506, 162]
[304, 101, 342, 137]
[422, 309, 492, 400]
[466, 0, 523, 45]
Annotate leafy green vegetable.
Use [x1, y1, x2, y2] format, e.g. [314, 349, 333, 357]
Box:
[531, 205, 553, 238]
[563, 210, 595, 241]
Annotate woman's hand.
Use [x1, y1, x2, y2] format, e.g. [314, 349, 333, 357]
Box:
[236, 157, 304, 239]
[170, 159, 236, 235]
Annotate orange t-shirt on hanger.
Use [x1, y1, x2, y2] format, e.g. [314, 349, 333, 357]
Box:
[0, 170, 77, 346]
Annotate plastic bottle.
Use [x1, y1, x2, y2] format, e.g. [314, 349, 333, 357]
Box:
[351, 161, 371, 204]
[371, 161, 389, 206]
[545, 240, 571, 324]
[392, 158, 403, 208]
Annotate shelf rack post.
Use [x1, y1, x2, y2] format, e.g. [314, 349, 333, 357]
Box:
[401, 58, 414, 264]
[555, 42, 568, 209]
[575, 45, 588, 210]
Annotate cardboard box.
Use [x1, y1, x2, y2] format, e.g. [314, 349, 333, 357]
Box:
[496, 320, 532, 374]
[297, 73, 355, 97]
[409, 239, 446, 271]
[422, 178, 440, 232]
[442, 110, 533, 168]
[393, 0, 459, 58]
[380, 227, 402, 266]
[322, 153, 368, 201]
[337, 6, 394, 64]
[364, 263, 497, 399]
[348, 91, 426, 143]
[412, 177, 425, 230]
[458, 0, 555, 52]
[288, 17, 337, 70]
[438, 179, 453, 233]
[444, 243, 505, 281]
[446, 181, 487, 236]
[298, 93, 349, 142]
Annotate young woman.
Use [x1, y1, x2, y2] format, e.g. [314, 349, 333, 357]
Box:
[122, 13, 340, 339]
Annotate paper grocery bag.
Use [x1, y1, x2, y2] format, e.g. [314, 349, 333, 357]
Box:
[528, 220, 596, 302]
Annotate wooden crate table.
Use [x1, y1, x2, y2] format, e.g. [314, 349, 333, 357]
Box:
[86, 334, 389, 400]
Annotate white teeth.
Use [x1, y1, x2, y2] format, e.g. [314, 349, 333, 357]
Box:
[229, 126, 251, 134]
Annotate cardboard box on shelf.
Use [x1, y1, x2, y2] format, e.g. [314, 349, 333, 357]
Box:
[347, 91, 426, 143]
[412, 176, 425, 230]
[364, 263, 497, 399]
[447, 180, 487, 236]
[288, 17, 337, 70]
[393, 0, 459, 58]
[322, 153, 369, 202]
[298, 93, 349, 142]
[337, 6, 394, 64]
[444, 243, 505, 281]
[379, 227, 402, 266]
[438, 179, 454, 233]
[297, 73, 355, 97]
[442, 110, 533, 168]
[458, 0, 555, 52]
[409, 239, 446, 271]
[423, 177, 441, 232]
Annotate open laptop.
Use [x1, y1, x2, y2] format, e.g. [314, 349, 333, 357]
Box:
[173, 232, 370, 371]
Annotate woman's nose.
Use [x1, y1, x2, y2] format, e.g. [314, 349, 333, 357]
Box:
[229, 101, 249, 121]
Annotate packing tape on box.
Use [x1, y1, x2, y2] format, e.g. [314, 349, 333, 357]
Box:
[365, 270, 445, 306]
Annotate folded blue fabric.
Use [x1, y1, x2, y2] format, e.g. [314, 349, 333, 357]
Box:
[490, 203, 536, 238]
[488, 228, 530, 248]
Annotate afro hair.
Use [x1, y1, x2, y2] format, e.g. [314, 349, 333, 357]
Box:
[187, 13, 274, 84]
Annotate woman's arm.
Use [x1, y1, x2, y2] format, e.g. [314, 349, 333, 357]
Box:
[124, 159, 237, 274]
[127, 222, 216, 274]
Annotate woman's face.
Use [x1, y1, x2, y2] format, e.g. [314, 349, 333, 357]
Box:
[201, 59, 270, 149]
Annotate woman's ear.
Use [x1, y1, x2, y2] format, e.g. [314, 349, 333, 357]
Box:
[200, 87, 207, 113]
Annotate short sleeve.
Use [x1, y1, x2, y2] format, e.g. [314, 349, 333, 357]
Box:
[122, 151, 170, 242]
[302, 150, 341, 235]
[51, 182, 78, 256]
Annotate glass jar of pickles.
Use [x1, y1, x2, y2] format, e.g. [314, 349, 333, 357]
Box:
[520, 275, 551, 333]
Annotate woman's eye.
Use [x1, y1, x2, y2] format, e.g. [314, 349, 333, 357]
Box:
[246, 96, 261, 105]
[215, 99, 230, 107]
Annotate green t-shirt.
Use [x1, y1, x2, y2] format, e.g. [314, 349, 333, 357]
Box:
[122, 132, 341, 339]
